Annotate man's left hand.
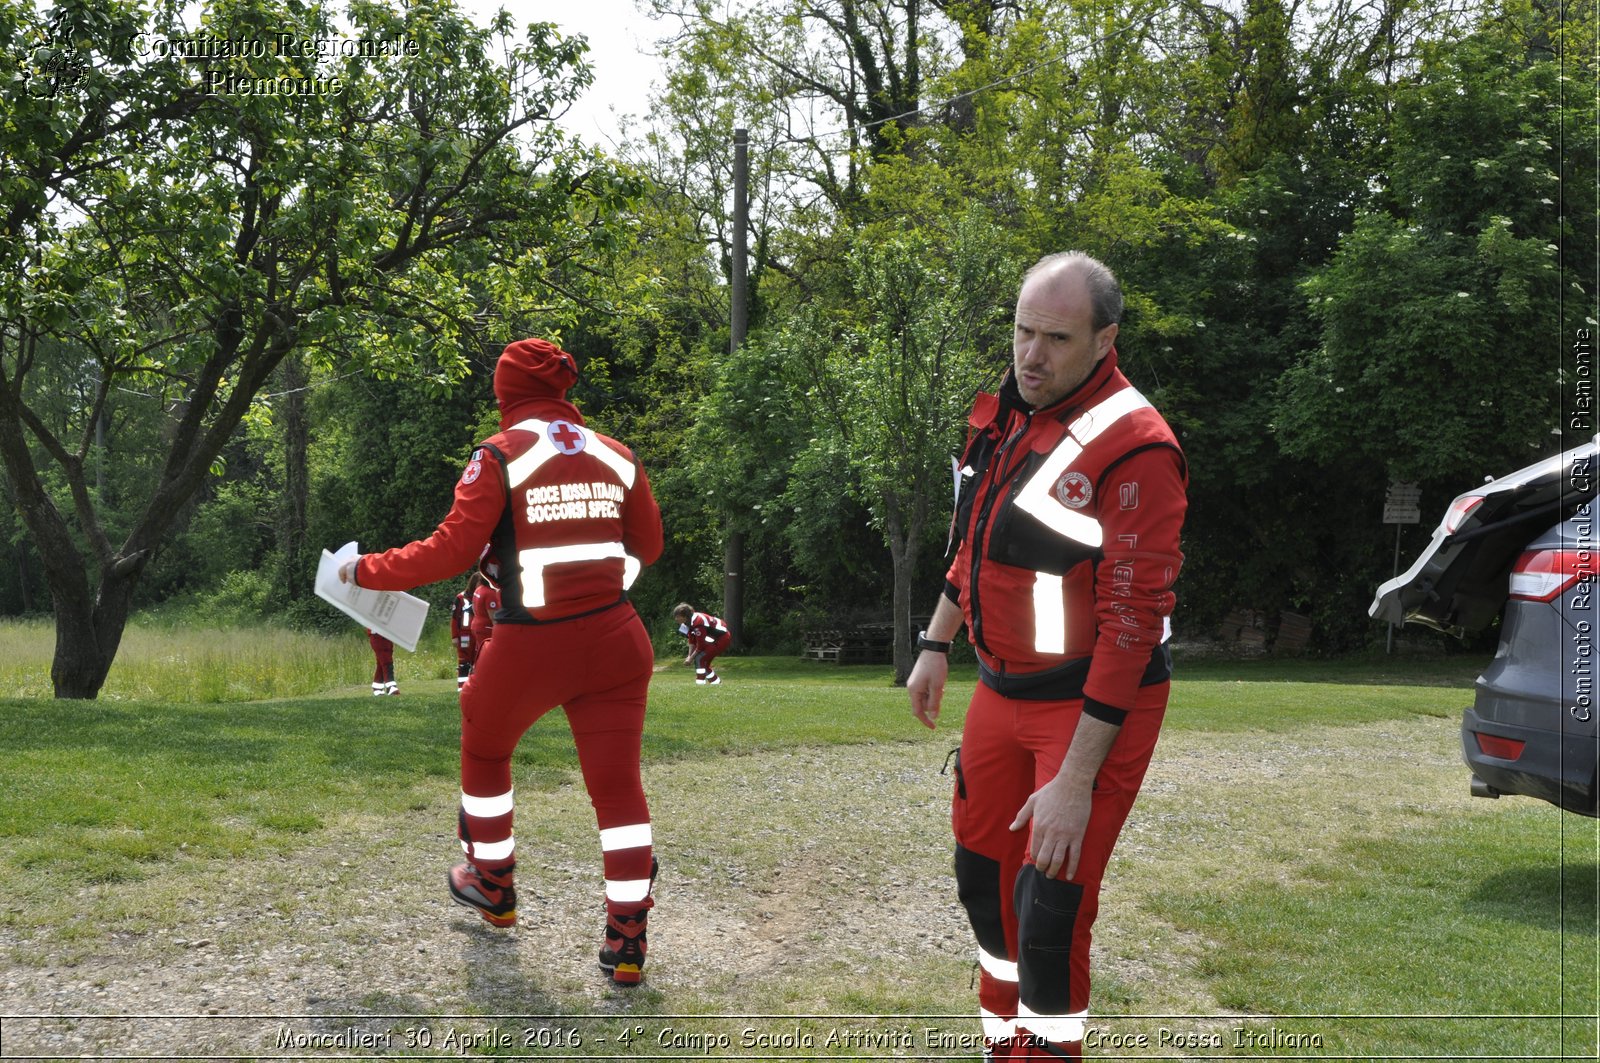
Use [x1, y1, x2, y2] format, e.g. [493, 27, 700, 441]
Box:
[337, 558, 361, 586]
[1009, 776, 1093, 880]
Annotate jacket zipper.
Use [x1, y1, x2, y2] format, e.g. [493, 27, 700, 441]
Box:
[968, 409, 1033, 657]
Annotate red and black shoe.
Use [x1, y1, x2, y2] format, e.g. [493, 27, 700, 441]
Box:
[449, 862, 516, 928]
[598, 909, 650, 985]
[598, 858, 657, 985]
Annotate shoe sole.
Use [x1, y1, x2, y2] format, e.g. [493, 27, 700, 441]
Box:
[448, 882, 516, 928]
[599, 957, 643, 985]
[450, 892, 516, 927]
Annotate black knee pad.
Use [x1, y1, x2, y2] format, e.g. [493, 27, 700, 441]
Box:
[1014, 865, 1084, 1013]
[954, 844, 1008, 961]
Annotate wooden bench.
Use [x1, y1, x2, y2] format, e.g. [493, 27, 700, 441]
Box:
[801, 623, 896, 664]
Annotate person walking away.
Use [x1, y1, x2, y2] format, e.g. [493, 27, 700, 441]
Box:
[470, 572, 500, 671]
[339, 338, 665, 985]
[450, 578, 476, 690]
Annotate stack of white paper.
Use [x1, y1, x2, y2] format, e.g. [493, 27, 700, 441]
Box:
[314, 541, 430, 652]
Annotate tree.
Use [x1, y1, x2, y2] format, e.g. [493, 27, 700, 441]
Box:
[1276, 1, 1587, 483]
[0, 0, 640, 697]
[785, 209, 1012, 682]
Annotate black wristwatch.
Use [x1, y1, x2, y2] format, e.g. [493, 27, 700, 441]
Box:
[916, 631, 952, 654]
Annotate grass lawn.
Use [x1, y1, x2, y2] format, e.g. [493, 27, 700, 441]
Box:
[0, 627, 1594, 1059]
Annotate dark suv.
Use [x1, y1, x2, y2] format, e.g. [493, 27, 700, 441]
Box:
[1370, 437, 1598, 815]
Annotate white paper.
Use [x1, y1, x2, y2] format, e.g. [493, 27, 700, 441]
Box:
[314, 541, 430, 652]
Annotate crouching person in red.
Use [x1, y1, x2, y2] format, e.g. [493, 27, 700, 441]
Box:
[339, 338, 664, 985]
[672, 603, 730, 685]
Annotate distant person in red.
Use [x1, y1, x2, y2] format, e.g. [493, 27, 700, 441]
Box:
[672, 603, 729, 685]
[469, 574, 499, 669]
[338, 338, 665, 985]
[450, 580, 476, 690]
[367, 630, 396, 696]
[450, 572, 501, 689]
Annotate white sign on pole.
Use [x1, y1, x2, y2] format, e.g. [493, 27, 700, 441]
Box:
[1383, 481, 1422, 525]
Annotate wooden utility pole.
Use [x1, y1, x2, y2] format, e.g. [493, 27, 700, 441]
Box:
[723, 127, 749, 647]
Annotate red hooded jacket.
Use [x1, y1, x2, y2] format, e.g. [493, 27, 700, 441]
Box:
[357, 339, 664, 622]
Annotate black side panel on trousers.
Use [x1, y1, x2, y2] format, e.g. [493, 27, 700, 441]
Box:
[1014, 865, 1084, 1014]
[954, 845, 1008, 961]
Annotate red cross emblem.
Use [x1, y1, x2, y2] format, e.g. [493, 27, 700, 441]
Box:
[1054, 471, 1092, 509]
[548, 419, 586, 455]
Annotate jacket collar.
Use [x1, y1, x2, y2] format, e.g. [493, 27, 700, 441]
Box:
[999, 347, 1120, 420]
[499, 396, 586, 431]
[970, 348, 1123, 437]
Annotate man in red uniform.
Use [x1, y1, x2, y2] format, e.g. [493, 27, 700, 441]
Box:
[672, 603, 729, 685]
[339, 338, 665, 985]
[907, 253, 1187, 1060]
[450, 581, 476, 690]
[469, 574, 499, 669]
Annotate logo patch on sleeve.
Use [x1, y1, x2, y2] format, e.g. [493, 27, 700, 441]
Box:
[1054, 471, 1093, 509]
[461, 460, 482, 485]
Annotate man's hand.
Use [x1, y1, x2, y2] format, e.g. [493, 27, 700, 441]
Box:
[1011, 712, 1120, 879]
[337, 558, 362, 586]
[1009, 775, 1093, 880]
[907, 651, 949, 729]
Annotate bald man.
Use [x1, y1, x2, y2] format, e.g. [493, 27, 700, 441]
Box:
[907, 253, 1188, 1060]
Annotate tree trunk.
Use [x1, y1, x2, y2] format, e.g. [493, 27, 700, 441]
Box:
[887, 516, 920, 686]
[2, 475, 35, 613]
[49, 561, 143, 699]
[278, 355, 310, 591]
[15, 543, 33, 613]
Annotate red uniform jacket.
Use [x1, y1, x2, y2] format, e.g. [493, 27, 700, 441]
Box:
[358, 396, 664, 622]
[681, 611, 729, 648]
[947, 350, 1186, 713]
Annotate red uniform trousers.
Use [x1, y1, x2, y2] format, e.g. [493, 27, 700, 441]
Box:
[953, 681, 1166, 1058]
[368, 632, 395, 687]
[456, 603, 656, 921]
[691, 634, 729, 681]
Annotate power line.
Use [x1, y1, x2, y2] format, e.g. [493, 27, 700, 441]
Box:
[772, 14, 1153, 148]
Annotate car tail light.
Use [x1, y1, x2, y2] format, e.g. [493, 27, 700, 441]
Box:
[1474, 733, 1527, 761]
[1443, 495, 1484, 534]
[1509, 549, 1591, 602]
